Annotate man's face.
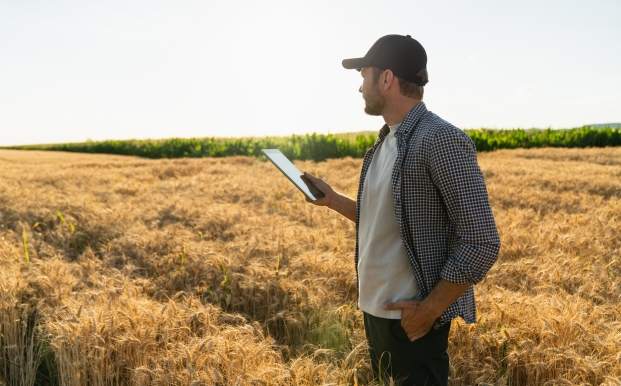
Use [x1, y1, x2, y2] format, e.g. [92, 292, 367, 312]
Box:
[359, 67, 386, 116]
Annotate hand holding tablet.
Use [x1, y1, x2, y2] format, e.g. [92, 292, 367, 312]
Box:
[261, 149, 326, 201]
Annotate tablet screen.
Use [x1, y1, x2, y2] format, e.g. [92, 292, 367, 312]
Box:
[262, 149, 325, 201]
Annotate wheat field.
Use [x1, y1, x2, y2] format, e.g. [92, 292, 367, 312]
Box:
[0, 147, 620, 386]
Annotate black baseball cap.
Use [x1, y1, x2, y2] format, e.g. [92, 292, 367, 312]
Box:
[342, 34, 428, 86]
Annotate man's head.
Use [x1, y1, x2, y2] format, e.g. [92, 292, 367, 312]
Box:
[343, 35, 429, 116]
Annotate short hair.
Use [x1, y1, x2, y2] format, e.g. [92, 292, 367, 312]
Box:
[398, 68, 427, 100]
[371, 67, 427, 100]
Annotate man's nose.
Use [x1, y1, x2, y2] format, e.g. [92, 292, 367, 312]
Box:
[359, 86, 362, 93]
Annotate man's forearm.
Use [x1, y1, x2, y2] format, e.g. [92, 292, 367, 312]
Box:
[328, 192, 357, 222]
[423, 279, 471, 319]
[301, 171, 357, 222]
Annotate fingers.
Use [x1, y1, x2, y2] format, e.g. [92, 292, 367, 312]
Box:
[303, 172, 328, 189]
[302, 171, 324, 189]
[408, 333, 422, 342]
[406, 325, 432, 342]
[303, 171, 319, 181]
[303, 171, 331, 204]
[304, 188, 324, 206]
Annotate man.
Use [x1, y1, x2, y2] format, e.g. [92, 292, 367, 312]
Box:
[303, 35, 501, 385]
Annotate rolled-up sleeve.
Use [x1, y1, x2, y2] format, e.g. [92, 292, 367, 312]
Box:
[427, 128, 501, 285]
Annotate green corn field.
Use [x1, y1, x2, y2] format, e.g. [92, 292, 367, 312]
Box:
[4, 126, 620, 161]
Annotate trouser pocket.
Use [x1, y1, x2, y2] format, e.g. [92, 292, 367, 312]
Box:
[390, 318, 411, 343]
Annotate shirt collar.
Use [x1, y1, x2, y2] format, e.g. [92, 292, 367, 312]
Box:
[395, 101, 427, 138]
[388, 122, 401, 133]
[375, 102, 428, 146]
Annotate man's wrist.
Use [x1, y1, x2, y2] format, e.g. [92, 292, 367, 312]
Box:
[327, 191, 343, 211]
[422, 279, 472, 320]
[421, 296, 445, 319]
[324, 192, 357, 222]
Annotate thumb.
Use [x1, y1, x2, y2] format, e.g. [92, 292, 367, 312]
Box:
[303, 171, 320, 181]
[382, 300, 416, 310]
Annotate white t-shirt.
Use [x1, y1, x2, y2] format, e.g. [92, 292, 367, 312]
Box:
[357, 123, 420, 319]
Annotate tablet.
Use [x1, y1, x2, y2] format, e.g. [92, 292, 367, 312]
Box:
[262, 149, 325, 201]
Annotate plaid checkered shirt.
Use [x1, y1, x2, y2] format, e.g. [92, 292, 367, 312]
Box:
[354, 102, 501, 328]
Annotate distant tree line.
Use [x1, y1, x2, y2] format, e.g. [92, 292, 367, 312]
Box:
[6, 126, 621, 162]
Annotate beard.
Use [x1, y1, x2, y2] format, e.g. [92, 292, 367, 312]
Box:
[363, 83, 386, 116]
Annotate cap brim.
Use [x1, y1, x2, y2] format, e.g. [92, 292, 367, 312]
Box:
[342, 57, 369, 70]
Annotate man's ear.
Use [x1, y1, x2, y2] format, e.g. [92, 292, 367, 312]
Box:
[382, 70, 394, 90]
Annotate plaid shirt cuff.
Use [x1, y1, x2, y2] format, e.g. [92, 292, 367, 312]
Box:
[439, 257, 473, 285]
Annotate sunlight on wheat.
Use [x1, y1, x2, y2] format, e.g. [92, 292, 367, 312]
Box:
[0, 147, 620, 385]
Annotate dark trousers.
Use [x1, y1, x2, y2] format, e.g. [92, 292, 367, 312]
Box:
[363, 312, 450, 386]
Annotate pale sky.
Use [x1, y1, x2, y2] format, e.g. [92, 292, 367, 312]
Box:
[1, 0, 620, 146]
